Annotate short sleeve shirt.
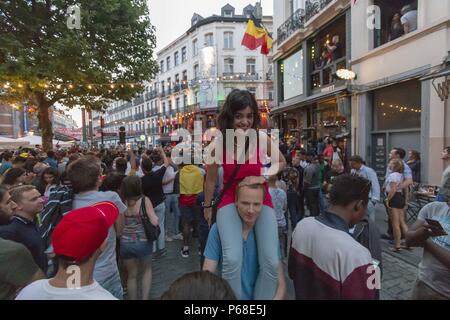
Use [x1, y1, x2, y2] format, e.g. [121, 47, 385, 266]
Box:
[204, 224, 259, 300]
[141, 166, 167, 207]
[417, 202, 450, 298]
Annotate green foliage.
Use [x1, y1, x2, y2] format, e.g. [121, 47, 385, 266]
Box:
[0, 0, 158, 111]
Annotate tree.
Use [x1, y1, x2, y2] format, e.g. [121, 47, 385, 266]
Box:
[0, 0, 158, 151]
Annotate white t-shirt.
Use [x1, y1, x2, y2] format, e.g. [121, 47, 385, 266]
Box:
[417, 202, 450, 298]
[16, 279, 118, 300]
[385, 172, 403, 193]
[441, 165, 450, 189]
[401, 10, 417, 32]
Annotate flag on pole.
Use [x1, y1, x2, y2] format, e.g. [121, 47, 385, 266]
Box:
[241, 17, 273, 55]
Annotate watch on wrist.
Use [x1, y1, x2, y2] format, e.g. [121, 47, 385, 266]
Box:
[202, 201, 214, 208]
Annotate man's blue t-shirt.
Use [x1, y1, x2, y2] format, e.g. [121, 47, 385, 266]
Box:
[0, 162, 12, 175]
[204, 224, 259, 300]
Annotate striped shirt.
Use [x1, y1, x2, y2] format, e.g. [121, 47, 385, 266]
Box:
[288, 212, 378, 300]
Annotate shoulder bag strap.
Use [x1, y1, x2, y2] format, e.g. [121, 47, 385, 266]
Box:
[140, 197, 148, 221]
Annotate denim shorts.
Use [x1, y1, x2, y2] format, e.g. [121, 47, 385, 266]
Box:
[180, 205, 200, 224]
[120, 240, 153, 260]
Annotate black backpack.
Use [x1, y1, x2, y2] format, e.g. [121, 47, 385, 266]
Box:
[39, 185, 74, 249]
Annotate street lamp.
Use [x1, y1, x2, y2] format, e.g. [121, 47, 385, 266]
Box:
[420, 51, 450, 101]
[335, 69, 357, 81]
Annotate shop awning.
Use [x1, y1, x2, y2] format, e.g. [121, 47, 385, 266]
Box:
[270, 84, 348, 115]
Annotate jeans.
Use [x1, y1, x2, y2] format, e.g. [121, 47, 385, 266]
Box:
[367, 201, 376, 222]
[152, 202, 166, 253]
[164, 194, 180, 235]
[319, 190, 326, 214]
[305, 188, 320, 217]
[216, 203, 279, 300]
[286, 190, 301, 229]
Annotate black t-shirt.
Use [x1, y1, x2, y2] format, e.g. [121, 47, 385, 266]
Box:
[0, 216, 48, 273]
[141, 166, 167, 207]
[324, 170, 345, 186]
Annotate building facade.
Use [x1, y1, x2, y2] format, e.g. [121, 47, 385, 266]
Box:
[0, 103, 39, 138]
[96, 3, 274, 147]
[271, 0, 450, 185]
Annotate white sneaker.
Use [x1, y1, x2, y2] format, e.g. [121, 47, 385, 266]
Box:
[172, 233, 183, 240]
[165, 235, 173, 242]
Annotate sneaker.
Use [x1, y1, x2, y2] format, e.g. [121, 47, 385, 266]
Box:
[159, 248, 167, 257]
[181, 247, 189, 258]
[172, 233, 183, 240]
[165, 235, 173, 242]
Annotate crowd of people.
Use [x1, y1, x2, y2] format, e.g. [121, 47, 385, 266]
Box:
[0, 89, 448, 300]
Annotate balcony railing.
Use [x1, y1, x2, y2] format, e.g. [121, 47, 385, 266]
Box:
[222, 73, 260, 81]
[310, 56, 346, 91]
[277, 0, 335, 45]
[277, 8, 306, 45]
[305, 0, 335, 23]
[185, 103, 200, 114]
[133, 113, 145, 121]
[133, 95, 144, 106]
[218, 99, 271, 109]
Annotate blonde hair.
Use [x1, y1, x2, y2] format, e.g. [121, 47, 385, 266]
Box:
[390, 159, 404, 174]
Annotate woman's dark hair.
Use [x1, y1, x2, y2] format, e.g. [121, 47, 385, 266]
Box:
[2, 168, 26, 186]
[120, 175, 142, 202]
[217, 89, 260, 134]
[410, 150, 420, 161]
[100, 172, 125, 193]
[41, 167, 60, 185]
[114, 157, 127, 174]
[161, 271, 237, 300]
[1, 151, 12, 162]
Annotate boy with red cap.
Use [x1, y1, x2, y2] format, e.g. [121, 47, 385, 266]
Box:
[15, 202, 119, 300]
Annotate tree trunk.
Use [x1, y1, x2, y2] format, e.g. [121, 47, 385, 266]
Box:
[38, 100, 53, 152]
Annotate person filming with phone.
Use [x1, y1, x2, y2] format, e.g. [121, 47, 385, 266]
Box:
[405, 186, 450, 300]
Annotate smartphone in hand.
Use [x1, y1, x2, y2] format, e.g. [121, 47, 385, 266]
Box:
[425, 218, 448, 237]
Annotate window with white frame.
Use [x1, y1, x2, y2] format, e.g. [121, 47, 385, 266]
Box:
[224, 10, 233, 17]
[181, 47, 187, 62]
[193, 64, 199, 80]
[166, 56, 171, 70]
[224, 58, 234, 74]
[174, 51, 179, 66]
[246, 58, 256, 75]
[160, 60, 164, 73]
[192, 39, 198, 56]
[205, 33, 214, 47]
[224, 32, 233, 49]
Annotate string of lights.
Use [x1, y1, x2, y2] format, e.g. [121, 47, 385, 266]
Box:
[0, 81, 144, 90]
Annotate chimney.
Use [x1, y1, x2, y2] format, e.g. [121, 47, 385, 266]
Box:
[255, 2, 262, 18]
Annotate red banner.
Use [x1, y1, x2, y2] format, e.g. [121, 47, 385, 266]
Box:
[54, 128, 83, 140]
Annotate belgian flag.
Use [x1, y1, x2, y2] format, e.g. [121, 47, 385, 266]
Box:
[241, 17, 273, 55]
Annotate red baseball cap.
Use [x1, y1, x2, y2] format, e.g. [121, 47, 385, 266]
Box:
[52, 201, 119, 263]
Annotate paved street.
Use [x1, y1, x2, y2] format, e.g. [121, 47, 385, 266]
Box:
[148, 204, 423, 300]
